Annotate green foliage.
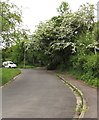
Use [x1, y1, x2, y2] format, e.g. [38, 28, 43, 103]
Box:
[0, 1, 22, 47]
[70, 24, 99, 86]
[17, 65, 36, 69]
[57, 1, 70, 15]
[1, 68, 21, 86]
[30, 2, 96, 70]
[1, 0, 30, 65]
[12, 42, 24, 64]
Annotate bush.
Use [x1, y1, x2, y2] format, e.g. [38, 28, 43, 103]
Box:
[71, 54, 99, 86]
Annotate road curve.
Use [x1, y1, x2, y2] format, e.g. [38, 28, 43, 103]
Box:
[2, 69, 76, 118]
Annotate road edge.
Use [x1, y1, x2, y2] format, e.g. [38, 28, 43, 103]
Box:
[57, 74, 88, 119]
[0, 72, 21, 88]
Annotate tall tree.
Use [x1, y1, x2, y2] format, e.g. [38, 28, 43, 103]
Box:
[0, 0, 22, 48]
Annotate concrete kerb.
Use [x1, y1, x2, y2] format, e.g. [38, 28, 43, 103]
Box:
[57, 74, 88, 119]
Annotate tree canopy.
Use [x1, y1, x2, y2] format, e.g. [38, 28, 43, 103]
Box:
[0, 0, 23, 47]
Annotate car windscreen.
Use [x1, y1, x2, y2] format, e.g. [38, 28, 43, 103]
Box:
[9, 63, 13, 64]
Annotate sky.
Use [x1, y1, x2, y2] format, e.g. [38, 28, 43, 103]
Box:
[9, 0, 99, 32]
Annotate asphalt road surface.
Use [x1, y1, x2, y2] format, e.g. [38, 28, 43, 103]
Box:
[2, 69, 76, 118]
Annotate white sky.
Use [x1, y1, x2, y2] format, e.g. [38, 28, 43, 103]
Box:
[9, 0, 99, 32]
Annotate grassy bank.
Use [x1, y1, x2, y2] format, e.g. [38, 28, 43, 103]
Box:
[56, 68, 98, 87]
[66, 70, 98, 87]
[0, 68, 21, 86]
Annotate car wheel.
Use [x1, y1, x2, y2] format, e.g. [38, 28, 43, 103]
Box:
[9, 66, 11, 68]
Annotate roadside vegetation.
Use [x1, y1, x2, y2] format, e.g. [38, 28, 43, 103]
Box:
[17, 65, 37, 69]
[1, 1, 99, 86]
[1, 68, 21, 86]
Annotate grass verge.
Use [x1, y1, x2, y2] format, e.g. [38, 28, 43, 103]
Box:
[56, 68, 99, 87]
[65, 69, 99, 87]
[0, 68, 21, 86]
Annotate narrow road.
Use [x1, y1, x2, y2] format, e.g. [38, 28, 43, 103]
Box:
[2, 69, 76, 118]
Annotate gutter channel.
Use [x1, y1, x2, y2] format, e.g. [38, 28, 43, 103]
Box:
[57, 74, 88, 119]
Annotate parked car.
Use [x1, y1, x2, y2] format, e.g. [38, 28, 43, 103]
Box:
[3, 61, 17, 68]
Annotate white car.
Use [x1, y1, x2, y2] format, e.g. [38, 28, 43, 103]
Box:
[3, 61, 17, 68]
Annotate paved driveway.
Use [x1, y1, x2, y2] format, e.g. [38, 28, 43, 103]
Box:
[2, 69, 76, 118]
